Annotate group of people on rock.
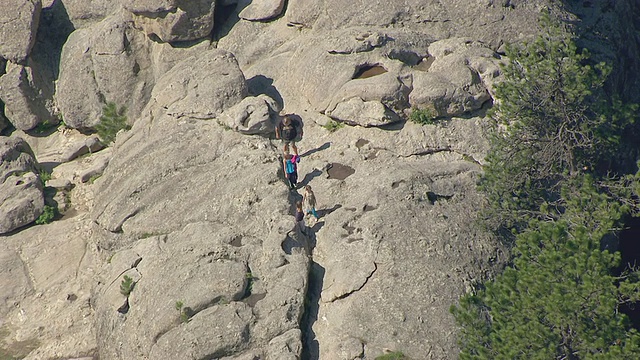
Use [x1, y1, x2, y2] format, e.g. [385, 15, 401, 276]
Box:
[275, 114, 319, 235]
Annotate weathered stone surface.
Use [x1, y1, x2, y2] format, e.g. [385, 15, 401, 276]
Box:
[124, 0, 216, 42]
[266, 328, 302, 360]
[89, 96, 310, 358]
[120, 0, 176, 13]
[0, 214, 99, 360]
[12, 127, 105, 168]
[93, 216, 308, 359]
[0, 137, 43, 234]
[0, 62, 56, 131]
[94, 224, 250, 359]
[56, 14, 153, 129]
[0, 1, 638, 360]
[56, 0, 116, 29]
[224, 28, 428, 118]
[408, 39, 498, 117]
[284, 0, 548, 44]
[0, 0, 41, 62]
[59, 136, 104, 163]
[291, 119, 501, 359]
[149, 302, 254, 359]
[148, 37, 214, 77]
[78, 149, 111, 183]
[327, 98, 400, 127]
[238, 32, 373, 113]
[144, 48, 247, 122]
[218, 94, 280, 135]
[0, 245, 32, 318]
[325, 30, 388, 55]
[239, 0, 286, 22]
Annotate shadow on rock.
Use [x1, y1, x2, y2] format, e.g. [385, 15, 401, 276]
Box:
[300, 142, 331, 158]
[318, 204, 342, 218]
[300, 169, 323, 187]
[281, 233, 306, 255]
[213, 1, 250, 41]
[305, 220, 324, 251]
[247, 75, 284, 109]
[301, 261, 325, 360]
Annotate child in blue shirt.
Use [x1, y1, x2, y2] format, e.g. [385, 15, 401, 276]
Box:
[283, 152, 300, 190]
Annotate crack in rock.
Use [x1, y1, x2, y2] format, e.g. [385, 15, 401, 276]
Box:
[401, 147, 451, 157]
[330, 262, 378, 302]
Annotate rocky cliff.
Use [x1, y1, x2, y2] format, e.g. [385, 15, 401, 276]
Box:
[1, 0, 638, 359]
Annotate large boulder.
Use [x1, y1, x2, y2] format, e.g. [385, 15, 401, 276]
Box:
[56, 14, 153, 130]
[0, 0, 41, 62]
[239, 0, 286, 22]
[144, 48, 247, 121]
[327, 97, 400, 127]
[0, 137, 44, 234]
[122, 0, 216, 42]
[218, 94, 280, 135]
[0, 61, 56, 131]
[324, 65, 410, 126]
[55, 0, 116, 29]
[408, 39, 499, 117]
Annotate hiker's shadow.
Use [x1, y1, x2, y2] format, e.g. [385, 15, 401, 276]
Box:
[306, 220, 325, 250]
[300, 169, 322, 187]
[318, 204, 342, 218]
[300, 142, 331, 158]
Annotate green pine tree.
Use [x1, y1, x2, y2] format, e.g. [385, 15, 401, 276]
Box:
[452, 183, 640, 358]
[480, 12, 637, 234]
[96, 102, 130, 145]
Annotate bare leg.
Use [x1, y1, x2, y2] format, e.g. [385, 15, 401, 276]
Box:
[291, 143, 298, 156]
[283, 143, 290, 154]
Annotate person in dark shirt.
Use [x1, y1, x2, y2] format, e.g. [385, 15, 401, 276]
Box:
[275, 114, 303, 155]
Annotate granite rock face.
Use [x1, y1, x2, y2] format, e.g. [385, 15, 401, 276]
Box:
[0, 0, 41, 62]
[0, 0, 639, 359]
[122, 0, 217, 42]
[0, 137, 44, 234]
[239, 0, 286, 22]
[57, 0, 116, 29]
[55, 14, 152, 130]
[218, 94, 281, 135]
[0, 61, 56, 131]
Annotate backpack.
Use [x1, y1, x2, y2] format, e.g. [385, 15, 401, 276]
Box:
[281, 123, 297, 141]
[286, 160, 296, 174]
[285, 155, 299, 174]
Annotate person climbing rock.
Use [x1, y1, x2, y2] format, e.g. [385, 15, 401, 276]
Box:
[294, 201, 306, 235]
[283, 151, 300, 190]
[302, 185, 319, 220]
[275, 114, 303, 155]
